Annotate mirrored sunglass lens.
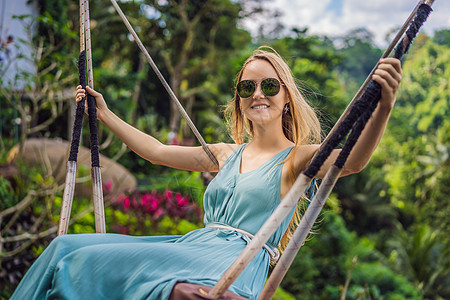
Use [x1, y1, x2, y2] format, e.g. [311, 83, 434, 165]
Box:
[261, 78, 281, 96]
[237, 80, 255, 98]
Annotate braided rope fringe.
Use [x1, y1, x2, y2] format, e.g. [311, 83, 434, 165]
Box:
[69, 50, 87, 162]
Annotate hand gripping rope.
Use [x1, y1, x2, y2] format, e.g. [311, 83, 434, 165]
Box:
[208, 1, 435, 298]
[58, 0, 105, 236]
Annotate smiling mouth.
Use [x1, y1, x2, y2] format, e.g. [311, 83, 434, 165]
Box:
[251, 105, 270, 109]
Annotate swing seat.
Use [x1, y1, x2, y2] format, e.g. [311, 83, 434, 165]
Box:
[169, 283, 248, 300]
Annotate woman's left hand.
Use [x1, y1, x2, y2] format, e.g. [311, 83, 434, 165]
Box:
[372, 57, 402, 110]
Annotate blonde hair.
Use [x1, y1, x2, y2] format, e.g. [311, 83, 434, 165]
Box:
[224, 46, 321, 251]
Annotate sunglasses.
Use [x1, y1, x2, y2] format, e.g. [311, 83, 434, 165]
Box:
[236, 78, 285, 98]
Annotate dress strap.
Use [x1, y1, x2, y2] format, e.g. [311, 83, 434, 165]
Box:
[206, 224, 280, 262]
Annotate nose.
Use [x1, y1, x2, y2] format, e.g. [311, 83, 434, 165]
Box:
[252, 82, 264, 99]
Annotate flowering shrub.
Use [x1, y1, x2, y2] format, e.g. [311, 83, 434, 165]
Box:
[108, 184, 203, 236]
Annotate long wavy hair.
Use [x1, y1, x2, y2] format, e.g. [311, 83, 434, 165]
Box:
[224, 46, 322, 251]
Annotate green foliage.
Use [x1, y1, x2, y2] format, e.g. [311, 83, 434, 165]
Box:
[0, 177, 16, 210]
[349, 262, 422, 300]
[282, 211, 421, 299]
[433, 29, 450, 46]
[377, 224, 450, 299]
[272, 286, 296, 300]
[0, 163, 59, 298]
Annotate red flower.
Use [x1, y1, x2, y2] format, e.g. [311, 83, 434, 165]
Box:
[123, 197, 131, 210]
[164, 189, 172, 201]
[154, 208, 163, 219]
[175, 193, 188, 207]
[141, 193, 151, 207]
[116, 193, 125, 204]
[132, 197, 139, 209]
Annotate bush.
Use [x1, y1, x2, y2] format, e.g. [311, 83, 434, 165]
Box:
[281, 210, 422, 299]
[109, 188, 203, 236]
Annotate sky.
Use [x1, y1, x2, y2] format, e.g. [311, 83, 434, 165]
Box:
[242, 0, 450, 47]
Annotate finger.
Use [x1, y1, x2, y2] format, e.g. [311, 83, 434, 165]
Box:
[76, 91, 86, 102]
[373, 68, 399, 91]
[86, 86, 101, 97]
[377, 62, 402, 84]
[380, 57, 402, 74]
[76, 87, 86, 94]
[372, 73, 393, 93]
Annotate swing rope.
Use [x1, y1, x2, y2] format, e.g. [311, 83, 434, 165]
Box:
[58, 0, 105, 236]
[83, 0, 106, 233]
[209, 1, 435, 298]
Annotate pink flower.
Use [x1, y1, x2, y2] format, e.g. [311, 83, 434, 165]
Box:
[145, 197, 159, 214]
[141, 193, 151, 207]
[164, 189, 172, 201]
[132, 197, 139, 209]
[175, 193, 188, 207]
[123, 197, 130, 210]
[154, 208, 163, 219]
[151, 198, 158, 210]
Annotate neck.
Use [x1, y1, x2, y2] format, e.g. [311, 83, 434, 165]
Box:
[249, 121, 293, 151]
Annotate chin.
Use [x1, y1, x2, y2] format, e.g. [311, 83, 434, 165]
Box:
[246, 114, 282, 126]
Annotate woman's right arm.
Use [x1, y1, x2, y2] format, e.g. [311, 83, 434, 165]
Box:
[76, 86, 235, 172]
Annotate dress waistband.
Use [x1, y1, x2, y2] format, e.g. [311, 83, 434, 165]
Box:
[206, 224, 280, 262]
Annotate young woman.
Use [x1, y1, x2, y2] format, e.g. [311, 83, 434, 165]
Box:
[11, 47, 402, 299]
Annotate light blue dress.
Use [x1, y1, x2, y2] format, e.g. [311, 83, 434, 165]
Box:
[11, 144, 301, 300]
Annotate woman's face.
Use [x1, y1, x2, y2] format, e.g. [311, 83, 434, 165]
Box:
[239, 59, 288, 127]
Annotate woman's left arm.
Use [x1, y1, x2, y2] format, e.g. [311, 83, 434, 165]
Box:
[341, 57, 403, 175]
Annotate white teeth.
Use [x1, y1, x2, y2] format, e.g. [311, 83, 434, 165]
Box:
[252, 105, 269, 109]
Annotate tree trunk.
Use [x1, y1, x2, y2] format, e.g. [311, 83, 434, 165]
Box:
[169, 76, 181, 132]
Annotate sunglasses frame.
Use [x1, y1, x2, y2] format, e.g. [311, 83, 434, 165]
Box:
[236, 78, 285, 99]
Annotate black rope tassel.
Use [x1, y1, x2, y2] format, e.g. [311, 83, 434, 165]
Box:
[87, 92, 100, 168]
[395, 4, 433, 59]
[69, 50, 87, 162]
[334, 83, 381, 169]
[303, 3, 432, 178]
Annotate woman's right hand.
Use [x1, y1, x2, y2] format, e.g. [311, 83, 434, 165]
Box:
[75, 85, 108, 121]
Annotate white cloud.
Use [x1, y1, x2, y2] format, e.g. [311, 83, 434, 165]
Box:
[242, 0, 450, 47]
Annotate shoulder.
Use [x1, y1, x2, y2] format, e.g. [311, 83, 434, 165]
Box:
[208, 143, 240, 169]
